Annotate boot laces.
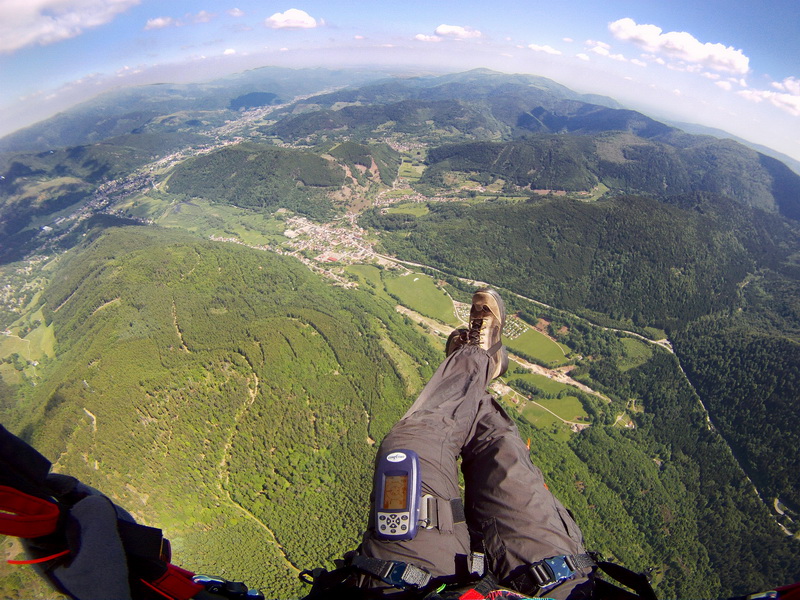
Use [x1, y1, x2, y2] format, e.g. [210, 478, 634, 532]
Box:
[467, 318, 485, 345]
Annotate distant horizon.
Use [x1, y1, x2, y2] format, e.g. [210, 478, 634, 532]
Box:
[3, 62, 799, 171]
[1, 1, 798, 161]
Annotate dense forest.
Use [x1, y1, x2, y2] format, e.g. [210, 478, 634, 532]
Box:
[2, 226, 440, 597]
[361, 193, 799, 328]
[167, 143, 342, 220]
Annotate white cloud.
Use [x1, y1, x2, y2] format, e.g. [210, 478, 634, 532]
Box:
[434, 24, 482, 39]
[415, 34, 441, 43]
[586, 40, 610, 51]
[609, 17, 749, 75]
[528, 44, 561, 55]
[265, 8, 317, 29]
[576, 53, 590, 61]
[0, 0, 140, 52]
[227, 8, 244, 17]
[145, 16, 175, 30]
[584, 39, 628, 62]
[738, 89, 800, 116]
[223, 48, 236, 55]
[192, 10, 214, 24]
[562, 37, 574, 43]
[354, 34, 365, 40]
[630, 58, 647, 67]
[715, 80, 732, 91]
[773, 76, 800, 95]
[740, 76, 800, 116]
[702, 72, 721, 80]
[641, 53, 666, 66]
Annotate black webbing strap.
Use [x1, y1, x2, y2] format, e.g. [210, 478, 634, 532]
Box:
[351, 555, 432, 590]
[595, 560, 658, 600]
[420, 496, 465, 530]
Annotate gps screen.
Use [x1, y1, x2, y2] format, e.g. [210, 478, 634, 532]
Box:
[383, 475, 408, 510]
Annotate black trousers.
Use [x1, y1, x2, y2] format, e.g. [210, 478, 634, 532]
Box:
[360, 346, 593, 599]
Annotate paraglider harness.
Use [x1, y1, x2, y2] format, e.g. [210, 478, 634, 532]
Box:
[0, 424, 262, 600]
[298, 549, 661, 600]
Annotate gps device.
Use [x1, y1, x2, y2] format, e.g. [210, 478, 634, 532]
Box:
[373, 449, 422, 541]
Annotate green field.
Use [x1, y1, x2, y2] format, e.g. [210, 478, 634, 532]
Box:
[399, 159, 424, 180]
[505, 328, 569, 366]
[618, 337, 654, 372]
[384, 272, 459, 325]
[536, 395, 588, 422]
[643, 326, 668, 340]
[508, 371, 572, 396]
[381, 188, 417, 198]
[0, 307, 55, 381]
[384, 202, 429, 216]
[520, 403, 573, 442]
[157, 198, 287, 245]
[379, 337, 424, 394]
[345, 264, 399, 306]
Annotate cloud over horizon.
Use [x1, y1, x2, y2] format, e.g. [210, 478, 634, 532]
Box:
[0, 0, 140, 53]
[609, 17, 750, 74]
[434, 24, 482, 40]
[265, 8, 318, 30]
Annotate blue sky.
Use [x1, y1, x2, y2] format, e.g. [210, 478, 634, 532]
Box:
[1, 0, 799, 161]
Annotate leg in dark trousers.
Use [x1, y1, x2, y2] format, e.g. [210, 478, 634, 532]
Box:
[360, 344, 592, 599]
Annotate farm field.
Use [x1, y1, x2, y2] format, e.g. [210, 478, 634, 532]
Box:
[157, 198, 287, 245]
[618, 337, 653, 372]
[536, 395, 589, 423]
[399, 158, 424, 181]
[345, 264, 393, 302]
[385, 202, 429, 216]
[0, 307, 55, 382]
[383, 272, 459, 326]
[508, 371, 574, 396]
[520, 403, 573, 442]
[504, 327, 569, 367]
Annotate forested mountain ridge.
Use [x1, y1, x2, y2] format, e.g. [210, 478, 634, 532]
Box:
[418, 136, 800, 217]
[2, 68, 800, 598]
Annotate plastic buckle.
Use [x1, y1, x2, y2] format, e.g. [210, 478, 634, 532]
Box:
[544, 556, 573, 583]
[530, 555, 573, 588]
[384, 561, 431, 589]
[530, 561, 555, 587]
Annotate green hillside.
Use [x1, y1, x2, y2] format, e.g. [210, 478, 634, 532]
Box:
[166, 143, 342, 220]
[420, 135, 800, 216]
[2, 226, 439, 597]
[362, 193, 799, 328]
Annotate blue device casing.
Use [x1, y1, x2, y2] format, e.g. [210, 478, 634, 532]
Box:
[373, 449, 422, 541]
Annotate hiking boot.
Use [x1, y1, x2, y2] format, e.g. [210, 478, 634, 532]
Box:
[446, 289, 508, 379]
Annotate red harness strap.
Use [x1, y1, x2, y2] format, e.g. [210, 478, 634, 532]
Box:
[0, 485, 60, 538]
[141, 564, 205, 600]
